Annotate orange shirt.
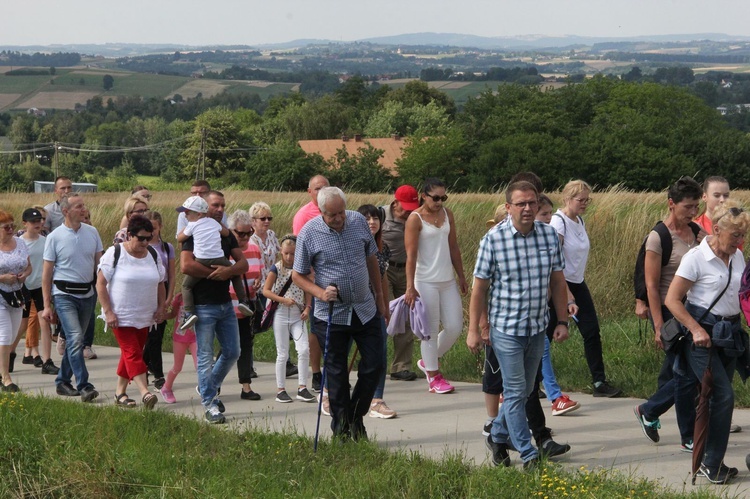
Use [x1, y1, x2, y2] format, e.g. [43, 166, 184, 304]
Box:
[694, 212, 744, 249]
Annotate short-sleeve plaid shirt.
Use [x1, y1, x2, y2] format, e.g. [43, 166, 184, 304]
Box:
[294, 210, 378, 325]
[473, 218, 564, 336]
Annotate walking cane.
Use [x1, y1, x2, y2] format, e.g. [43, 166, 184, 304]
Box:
[314, 283, 338, 452]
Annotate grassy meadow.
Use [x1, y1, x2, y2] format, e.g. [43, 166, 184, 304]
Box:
[4, 187, 750, 407]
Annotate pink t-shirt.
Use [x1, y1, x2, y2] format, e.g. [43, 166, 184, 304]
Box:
[170, 294, 196, 344]
[292, 201, 321, 235]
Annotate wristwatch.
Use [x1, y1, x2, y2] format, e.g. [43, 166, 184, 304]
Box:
[557, 320, 569, 327]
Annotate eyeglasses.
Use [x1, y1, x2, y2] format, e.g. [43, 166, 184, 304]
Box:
[574, 197, 592, 204]
[254, 217, 273, 222]
[1, 224, 15, 232]
[134, 234, 154, 242]
[140, 194, 152, 200]
[426, 195, 448, 203]
[234, 229, 255, 238]
[131, 209, 150, 215]
[510, 201, 539, 209]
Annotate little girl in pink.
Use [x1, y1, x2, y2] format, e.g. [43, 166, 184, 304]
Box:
[160, 293, 198, 404]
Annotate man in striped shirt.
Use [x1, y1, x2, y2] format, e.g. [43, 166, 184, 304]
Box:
[468, 180, 570, 469]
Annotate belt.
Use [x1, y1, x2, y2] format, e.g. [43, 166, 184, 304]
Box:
[714, 313, 741, 323]
[388, 261, 406, 269]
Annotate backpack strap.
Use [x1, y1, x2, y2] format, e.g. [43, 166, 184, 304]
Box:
[113, 243, 158, 269]
[552, 212, 566, 246]
[651, 222, 672, 268]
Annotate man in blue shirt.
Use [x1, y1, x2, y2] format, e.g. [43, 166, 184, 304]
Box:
[293, 186, 386, 441]
[468, 180, 570, 469]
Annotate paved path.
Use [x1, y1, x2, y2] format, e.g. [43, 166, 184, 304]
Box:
[9, 344, 750, 495]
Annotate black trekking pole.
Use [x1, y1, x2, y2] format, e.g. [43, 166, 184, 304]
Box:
[314, 283, 338, 452]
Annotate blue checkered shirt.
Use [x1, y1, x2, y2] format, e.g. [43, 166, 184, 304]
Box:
[294, 211, 378, 325]
[473, 218, 565, 336]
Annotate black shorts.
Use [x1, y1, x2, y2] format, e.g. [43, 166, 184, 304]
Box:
[482, 344, 503, 395]
[22, 286, 44, 319]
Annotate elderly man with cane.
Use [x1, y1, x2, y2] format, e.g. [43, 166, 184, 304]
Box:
[293, 186, 386, 442]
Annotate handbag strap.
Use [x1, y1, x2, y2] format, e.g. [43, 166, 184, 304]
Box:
[696, 259, 733, 324]
[277, 274, 293, 298]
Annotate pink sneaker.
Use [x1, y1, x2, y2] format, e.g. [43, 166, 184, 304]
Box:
[417, 359, 427, 375]
[428, 374, 455, 394]
[160, 387, 176, 404]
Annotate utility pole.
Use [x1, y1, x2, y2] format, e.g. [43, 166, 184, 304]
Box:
[196, 127, 207, 181]
[54, 141, 60, 178]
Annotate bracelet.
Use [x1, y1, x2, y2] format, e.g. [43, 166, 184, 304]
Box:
[567, 301, 576, 306]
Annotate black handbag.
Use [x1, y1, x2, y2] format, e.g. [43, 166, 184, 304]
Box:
[660, 260, 733, 352]
[0, 287, 26, 308]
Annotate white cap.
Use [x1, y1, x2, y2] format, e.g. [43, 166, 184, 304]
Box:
[176, 195, 208, 214]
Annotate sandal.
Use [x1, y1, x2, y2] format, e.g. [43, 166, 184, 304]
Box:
[142, 392, 157, 410]
[115, 393, 136, 408]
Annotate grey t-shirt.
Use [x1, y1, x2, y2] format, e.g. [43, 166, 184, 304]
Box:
[43, 201, 64, 233]
[380, 203, 406, 264]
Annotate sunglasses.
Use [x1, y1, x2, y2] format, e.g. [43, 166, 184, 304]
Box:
[234, 229, 255, 238]
[1, 224, 15, 232]
[717, 207, 745, 223]
[254, 217, 273, 222]
[134, 234, 154, 242]
[426, 195, 448, 203]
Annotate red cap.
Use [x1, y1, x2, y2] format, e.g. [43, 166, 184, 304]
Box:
[394, 185, 419, 211]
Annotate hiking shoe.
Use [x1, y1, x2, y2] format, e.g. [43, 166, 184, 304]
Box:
[160, 387, 176, 404]
[240, 389, 261, 400]
[730, 422, 742, 433]
[369, 400, 397, 419]
[593, 382, 622, 398]
[390, 370, 418, 381]
[83, 346, 97, 359]
[205, 406, 226, 424]
[22, 355, 34, 365]
[482, 418, 493, 437]
[634, 405, 660, 443]
[41, 359, 59, 375]
[56, 382, 79, 397]
[180, 312, 198, 331]
[33, 355, 43, 367]
[153, 377, 166, 390]
[485, 435, 511, 467]
[680, 440, 693, 453]
[275, 390, 292, 403]
[540, 438, 571, 458]
[297, 388, 316, 402]
[428, 374, 455, 394]
[551, 395, 580, 416]
[237, 301, 254, 317]
[56, 337, 66, 356]
[311, 372, 322, 393]
[80, 386, 99, 403]
[696, 463, 734, 484]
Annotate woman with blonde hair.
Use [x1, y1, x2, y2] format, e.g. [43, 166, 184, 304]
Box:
[113, 194, 150, 244]
[549, 180, 621, 398]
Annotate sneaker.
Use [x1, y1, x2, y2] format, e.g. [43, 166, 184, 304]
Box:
[390, 370, 418, 381]
[721, 462, 739, 479]
[593, 381, 622, 398]
[551, 395, 580, 416]
[41, 359, 59, 375]
[33, 355, 43, 368]
[240, 389, 261, 401]
[417, 359, 428, 375]
[205, 405, 226, 424]
[482, 418, 493, 437]
[275, 390, 292, 403]
[83, 346, 97, 359]
[250, 368, 258, 379]
[80, 386, 99, 403]
[428, 374, 455, 394]
[311, 372, 322, 393]
[237, 301, 254, 317]
[153, 377, 166, 390]
[369, 400, 397, 419]
[680, 440, 694, 453]
[56, 337, 66, 356]
[485, 434, 511, 467]
[297, 388, 316, 402]
[319, 394, 330, 416]
[730, 422, 742, 433]
[160, 387, 176, 404]
[180, 312, 198, 331]
[22, 355, 34, 365]
[56, 382, 79, 396]
[540, 438, 571, 458]
[633, 405, 660, 443]
[286, 363, 298, 378]
[214, 397, 225, 413]
[696, 463, 734, 484]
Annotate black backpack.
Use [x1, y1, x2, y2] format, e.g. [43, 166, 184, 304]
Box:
[112, 243, 159, 268]
[633, 221, 701, 301]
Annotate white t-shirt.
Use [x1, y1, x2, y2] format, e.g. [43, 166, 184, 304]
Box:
[549, 210, 589, 284]
[183, 217, 224, 259]
[98, 245, 166, 329]
[675, 237, 745, 318]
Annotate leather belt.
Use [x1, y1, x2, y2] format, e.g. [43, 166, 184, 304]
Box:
[388, 260, 406, 269]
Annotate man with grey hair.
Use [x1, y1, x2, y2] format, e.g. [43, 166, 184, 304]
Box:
[43, 176, 73, 233]
[293, 186, 386, 441]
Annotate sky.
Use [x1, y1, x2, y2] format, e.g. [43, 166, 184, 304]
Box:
[3, 0, 750, 46]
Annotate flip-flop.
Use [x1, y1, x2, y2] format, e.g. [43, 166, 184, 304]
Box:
[115, 393, 136, 408]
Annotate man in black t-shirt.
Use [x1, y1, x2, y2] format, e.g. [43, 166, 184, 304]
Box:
[180, 191, 248, 424]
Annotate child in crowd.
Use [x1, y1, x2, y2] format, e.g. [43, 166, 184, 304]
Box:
[160, 293, 198, 404]
[176, 196, 252, 330]
[262, 235, 314, 404]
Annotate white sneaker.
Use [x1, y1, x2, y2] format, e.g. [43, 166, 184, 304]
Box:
[83, 346, 97, 359]
[56, 337, 66, 356]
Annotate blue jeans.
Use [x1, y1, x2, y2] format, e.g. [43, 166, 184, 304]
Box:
[540, 336, 562, 402]
[685, 339, 735, 468]
[373, 316, 388, 399]
[194, 302, 241, 408]
[490, 329, 546, 462]
[54, 293, 96, 391]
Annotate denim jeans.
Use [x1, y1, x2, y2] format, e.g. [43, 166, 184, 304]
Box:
[54, 293, 96, 391]
[489, 329, 546, 462]
[373, 316, 388, 399]
[684, 339, 736, 469]
[194, 302, 241, 408]
[540, 336, 562, 402]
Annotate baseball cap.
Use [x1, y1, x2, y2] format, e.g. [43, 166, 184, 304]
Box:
[176, 195, 208, 214]
[22, 208, 44, 222]
[394, 185, 419, 211]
